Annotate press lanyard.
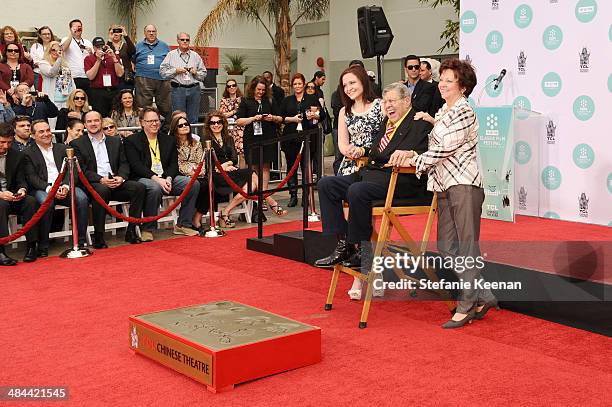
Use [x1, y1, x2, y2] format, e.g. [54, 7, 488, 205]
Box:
[149, 139, 160, 159]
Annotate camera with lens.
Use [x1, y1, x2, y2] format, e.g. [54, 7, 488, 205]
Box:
[102, 45, 110, 53]
[112, 28, 122, 34]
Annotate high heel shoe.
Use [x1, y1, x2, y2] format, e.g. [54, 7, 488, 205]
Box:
[474, 300, 500, 320]
[218, 213, 236, 228]
[348, 281, 363, 301]
[442, 309, 476, 329]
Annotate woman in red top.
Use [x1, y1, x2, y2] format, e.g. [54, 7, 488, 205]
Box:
[0, 43, 34, 95]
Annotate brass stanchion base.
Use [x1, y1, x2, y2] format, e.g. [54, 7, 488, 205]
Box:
[60, 247, 92, 259]
[308, 212, 321, 222]
[203, 227, 226, 238]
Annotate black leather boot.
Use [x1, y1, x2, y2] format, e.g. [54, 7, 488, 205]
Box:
[23, 242, 38, 262]
[0, 246, 17, 266]
[314, 236, 353, 268]
[125, 225, 142, 244]
[287, 177, 298, 207]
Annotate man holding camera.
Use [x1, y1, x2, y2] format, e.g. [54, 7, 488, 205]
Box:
[61, 19, 93, 93]
[11, 83, 59, 123]
[84, 37, 124, 118]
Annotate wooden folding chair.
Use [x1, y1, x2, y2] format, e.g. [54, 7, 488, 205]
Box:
[324, 165, 455, 328]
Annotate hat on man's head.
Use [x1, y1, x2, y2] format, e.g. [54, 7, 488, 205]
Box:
[92, 37, 105, 47]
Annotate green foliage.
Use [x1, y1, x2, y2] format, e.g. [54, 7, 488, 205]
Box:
[223, 54, 249, 75]
[418, 0, 460, 53]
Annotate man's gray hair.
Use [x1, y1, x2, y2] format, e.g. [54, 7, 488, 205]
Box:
[382, 82, 413, 99]
[176, 32, 190, 40]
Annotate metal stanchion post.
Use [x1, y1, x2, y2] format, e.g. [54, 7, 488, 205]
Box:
[60, 148, 92, 258]
[307, 152, 320, 222]
[202, 140, 225, 238]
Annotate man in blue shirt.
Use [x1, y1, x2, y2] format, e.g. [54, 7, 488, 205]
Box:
[133, 25, 171, 126]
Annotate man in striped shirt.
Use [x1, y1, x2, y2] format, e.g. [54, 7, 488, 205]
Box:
[160, 33, 207, 124]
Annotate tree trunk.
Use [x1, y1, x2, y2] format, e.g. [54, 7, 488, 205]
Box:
[130, 1, 138, 41]
[274, 0, 292, 96]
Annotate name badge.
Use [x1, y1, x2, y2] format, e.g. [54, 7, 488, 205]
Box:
[147, 54, 155, 65]
[227, 117, 235, 125]
[9, 80, 19, 89]
[102, 74, 112, 87]
[253, 120, 263, 136]
[152, 162, 163, 176]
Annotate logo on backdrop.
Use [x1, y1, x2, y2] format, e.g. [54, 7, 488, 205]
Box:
[541, 72, 562, 97]
[514, 4, 533, 29]
[486, 114, 499, 133]
[492, 0, 500, 10]
[543, 25, 563, 50]
[515, 141, 531, 164]
[579, 47, 590, 72]
[608, 73, 612, 94]
[541, 166, 562, 190]
[546, 120, 557, 144]
[486, 31, 504, 54]
[578, 193, 589, 218]
[518, 186, 527, 210]
[608, 173, 612, 194]
[575, 0, 597, 23]
[460, 11, 477, 34]
[465, 54, 473, 65]
[517, 51, 527, 75]
[573, 143, 595, 169]
[549, 0, 558, 3]
[573, 96, 595, 121]
[543, 211, 560, 220]
[513, 96, 531, 120]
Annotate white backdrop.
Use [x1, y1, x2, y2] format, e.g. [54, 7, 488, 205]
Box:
[459, 0, 611, 226]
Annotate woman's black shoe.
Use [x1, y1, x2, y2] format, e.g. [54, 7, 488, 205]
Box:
[442, 309, 476, 329]
[474, 300, 499, 320]
[287, 194, 298, 207]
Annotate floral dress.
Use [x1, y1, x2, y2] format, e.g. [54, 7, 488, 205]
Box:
[219, 97, 244, 154]
[337, 98, 383, 176]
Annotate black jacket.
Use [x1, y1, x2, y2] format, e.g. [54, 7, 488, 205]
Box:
[12, 97, 59, 122]
[123, 130, 179, 180]
[70, 134, 131, 182]
[359, 109, 431, 200]
[405, 79, 435, 114]
[2, 149, 28, 193]
[23, 143, 70, 191]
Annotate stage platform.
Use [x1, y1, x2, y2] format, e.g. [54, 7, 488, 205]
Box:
[247, 215, 612, 336]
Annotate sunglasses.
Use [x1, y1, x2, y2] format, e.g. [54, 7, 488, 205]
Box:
[103, 125, 115, 130]
[74, 96, 86, 101]
[177, 122, 190, 128]
[227, 84, 237, 88]
[50, 48, 60, 52]
[306, 85, 315, 89]
[209, 120, 223, 125]
[178, 38, 190, 42]
[405, 64, 420, 70]
[6, 49, 19, 53]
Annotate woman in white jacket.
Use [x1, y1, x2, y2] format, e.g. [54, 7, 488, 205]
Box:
[38, 41, 75, 111]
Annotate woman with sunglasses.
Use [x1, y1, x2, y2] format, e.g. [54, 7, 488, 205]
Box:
[30, 26, 55, 91]
[280, 73, 322, 208]
[38, 41, 75, 109]
[219, 79, 245, 168]
[55, 89, 90, 131]
[0, 43, 34, 94]
[305, 81, 317, 96]
[236, 75, 287, 218]
[107, 25, 135, 90]
[203, 112, 259, 228]
[64, 118, 84, 144]
[111, 89, 140, 138]
[0, 26, 31, 64]
[102, 117, 118, 137]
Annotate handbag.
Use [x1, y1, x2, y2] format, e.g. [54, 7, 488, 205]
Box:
[321, 105, 332, 134]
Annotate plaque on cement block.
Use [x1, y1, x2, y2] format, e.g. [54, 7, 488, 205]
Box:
[129, 301, 321, 392]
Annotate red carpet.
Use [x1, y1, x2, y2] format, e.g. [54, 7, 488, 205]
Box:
[1, 221, 611, 406]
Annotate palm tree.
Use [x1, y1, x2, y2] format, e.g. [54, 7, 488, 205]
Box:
[195, 0, 329, 95]
[108, 0, 158, 40]
[418, 0, 460, 53]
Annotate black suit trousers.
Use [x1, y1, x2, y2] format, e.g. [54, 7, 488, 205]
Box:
[89, 181, 145, 233]
[318, 175, 387, 244]
[0, 196, 39, 244]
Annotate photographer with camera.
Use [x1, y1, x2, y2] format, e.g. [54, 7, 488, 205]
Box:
[84, 37, 124, 118]
[11, 83, 59, 123]
[60, 19, 92, 94]
[107, 25, 136, 91]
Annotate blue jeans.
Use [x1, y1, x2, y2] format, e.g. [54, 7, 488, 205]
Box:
[138, 176, 200, 231]
[33, 187, 89, 248]
[170, 85, 201, 124]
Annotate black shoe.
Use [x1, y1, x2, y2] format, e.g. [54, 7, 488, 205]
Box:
[23, 246, 38, 262]
[287, 194, 298, 207]
[251, 204, 267, 223]
[314, 239, 353, 268]
[125, 228, 142, 244]
[474, 300, 499, 320]
[0, 252, 17, 266]
[92, 235, 108, 249]
[442, 309, 476, 329]
[341, 248, 362, 269]
[37, 248, 49, 258]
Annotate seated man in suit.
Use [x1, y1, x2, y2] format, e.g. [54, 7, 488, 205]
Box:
[315, 82, 432, 270]
[71, 110, 145, 248]
[0, 122, 39, 265]
[24, 120, 89, 256]
[403, 54, 435, 114]
[123, 106, 199, 241]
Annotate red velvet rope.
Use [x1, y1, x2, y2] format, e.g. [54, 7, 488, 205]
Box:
[212, 142, 304, 200]
[76, 161, 204, 224]
[0, 170, 66, 245]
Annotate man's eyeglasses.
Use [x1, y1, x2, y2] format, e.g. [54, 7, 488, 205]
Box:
[103, 125, 115, 130]
[227, 84, 237, 88]
[209, 120, 223, 125]
[405, 64, 420, 70]
[74, 96, 86, 101]
[177, 122, 190, 128]
[178, 38, 190, 42]
[6, 49, 19, 53]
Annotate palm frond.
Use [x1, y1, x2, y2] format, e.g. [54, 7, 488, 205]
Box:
[195, 0, 243, 47]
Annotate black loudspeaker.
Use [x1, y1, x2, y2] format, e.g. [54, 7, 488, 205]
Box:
[357, 6, 394, 58]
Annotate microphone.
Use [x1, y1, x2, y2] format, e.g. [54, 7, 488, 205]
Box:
[493, 69, 507, 90]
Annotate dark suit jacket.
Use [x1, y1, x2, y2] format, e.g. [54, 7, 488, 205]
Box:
[3, 149, 28, 193]
[123, 130, 178, 180]
[70, 134, 131, 183]
[429, 80, 445, 117]
[359, 109, 432, 200]
[23, 143, 70, 191]
[405, 79, 435, 113]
